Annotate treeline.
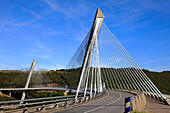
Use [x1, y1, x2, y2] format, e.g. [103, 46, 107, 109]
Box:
[143, 70, 170, 94]
[0, 68, 81, 88]
[0, 68, 169, 94]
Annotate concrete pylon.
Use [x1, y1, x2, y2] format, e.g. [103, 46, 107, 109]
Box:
[20, 59, 36, 104]
[75, 8, 105, 100]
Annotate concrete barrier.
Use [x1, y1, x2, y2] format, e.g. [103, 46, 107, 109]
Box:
[131, 92, 147, 112]
[125, 92, 147, 112]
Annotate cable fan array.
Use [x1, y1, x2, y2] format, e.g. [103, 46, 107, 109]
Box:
[98, 22, 165, 100]
[66, 21, 166, 101]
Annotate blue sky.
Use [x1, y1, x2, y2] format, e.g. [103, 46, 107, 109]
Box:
[0, 0, 169, 72]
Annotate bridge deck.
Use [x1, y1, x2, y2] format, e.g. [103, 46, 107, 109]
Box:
[43, 91, 134, 113]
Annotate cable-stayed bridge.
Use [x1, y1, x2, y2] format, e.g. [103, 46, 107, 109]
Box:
[0, 8, 169, 113]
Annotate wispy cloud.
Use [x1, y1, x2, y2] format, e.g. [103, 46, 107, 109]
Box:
[0, 63, 13, 70]
[126, 22, 149, 32]
[0, 2, 42, 32]
[44, 0, 90, 18]
[24, 40, 51, 59]
[51, 61, 64, 69]
[19, 6, 41, 19]
[44, 0, 77, 18]
[101, 0, 169, 33]
[136, 57, 149, 61]
[142, 58, 170, 64]
[34, 40, 49, 51]
[149, 66, 170, 72]
[23, 39, 64, 69]
[43, 0, 91, 42]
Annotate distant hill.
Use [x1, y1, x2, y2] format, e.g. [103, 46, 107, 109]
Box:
[142, 69, 170, 94]
[0, 69, 169, 94]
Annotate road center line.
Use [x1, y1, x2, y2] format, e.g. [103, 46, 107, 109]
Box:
[84, 92, 122, 113]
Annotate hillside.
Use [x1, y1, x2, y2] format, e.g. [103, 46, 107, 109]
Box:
[0, 69, 169, 94]
[143, 70, 170, 94]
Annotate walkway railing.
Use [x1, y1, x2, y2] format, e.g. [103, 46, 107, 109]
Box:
[0, 91, 105, 113]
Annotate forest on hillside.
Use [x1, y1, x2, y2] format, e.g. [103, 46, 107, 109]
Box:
[0, 68, 169, 95]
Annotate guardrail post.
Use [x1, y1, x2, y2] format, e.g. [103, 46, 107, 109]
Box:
[86, 96, 88, 101]
[125, 97, 130, 113]
[88, 95, 90, 101]
[90, 95, 92, 100]
[40, 101, 45, 111]
[81, 97, 84, 103]
[91, 95, 93, 100]
[84, 96, 86, 102]
[23, 102, 28, 113]
[0, 104, 3, 113]
[96, 94, 98, 98]
[65, 99, 68, 106]
[54, 99, 58, 108]
[73, 98, 76, 104]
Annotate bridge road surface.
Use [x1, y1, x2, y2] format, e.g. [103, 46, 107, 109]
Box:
[53, 91, 134, 113]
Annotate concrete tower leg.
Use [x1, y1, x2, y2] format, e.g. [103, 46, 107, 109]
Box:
[20, 59, 36, 104]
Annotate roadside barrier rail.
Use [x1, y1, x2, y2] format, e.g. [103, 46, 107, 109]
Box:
[0, 91, 105, 113]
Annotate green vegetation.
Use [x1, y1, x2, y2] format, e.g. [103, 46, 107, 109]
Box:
[0, 68, 81, 88]
[0, 68, 169, 96]
[143, 70, 170, 94]
[28, 90, 64, 99]
[0, 94, 15, 101]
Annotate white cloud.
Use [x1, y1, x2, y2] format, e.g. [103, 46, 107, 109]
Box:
[40, 55, 50, 59]
[149, 66, 170, 72]
[24, 40, 52, 60]
[51, 61, 64, 69]
[143, 58, 170, 64]
[44, 0, 73, 17]
[19, 6, 41, 19]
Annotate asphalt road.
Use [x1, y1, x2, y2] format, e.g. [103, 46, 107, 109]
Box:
[53, 90, 134, 113]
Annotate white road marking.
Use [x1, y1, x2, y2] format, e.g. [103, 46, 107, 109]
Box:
[53, 93, 109, 113]
[86, 93, 110, 104]
[84, 92, 122, 113]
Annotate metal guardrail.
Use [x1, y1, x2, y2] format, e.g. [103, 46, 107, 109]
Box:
[0, 91, 105, 113]
[0, 87, 76, 92]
